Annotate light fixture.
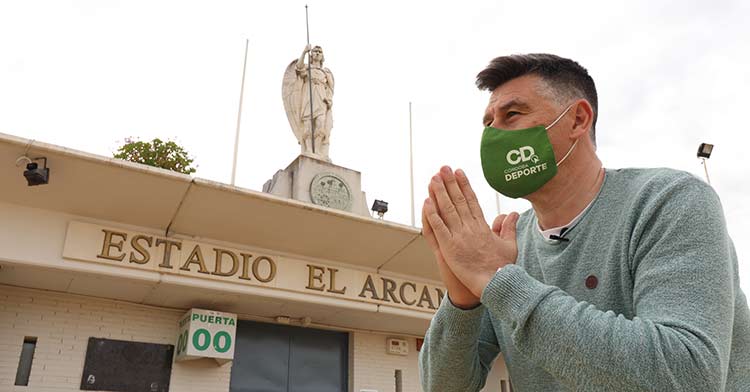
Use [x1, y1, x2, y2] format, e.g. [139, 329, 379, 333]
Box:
[696, 143, 714, 184]
[697, 143, 713, 159]
[16, 156, 49, 186]
[371, 200, 388, 219]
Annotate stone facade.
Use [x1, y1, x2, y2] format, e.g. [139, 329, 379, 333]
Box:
[263, 154, 370, 216]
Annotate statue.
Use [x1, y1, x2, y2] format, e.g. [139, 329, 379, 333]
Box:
[282, 44, 335, 161]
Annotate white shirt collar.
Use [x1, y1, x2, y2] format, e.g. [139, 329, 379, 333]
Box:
[537, 198, 594, 240]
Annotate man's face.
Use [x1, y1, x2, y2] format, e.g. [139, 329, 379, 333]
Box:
[483, 74, 573, 161]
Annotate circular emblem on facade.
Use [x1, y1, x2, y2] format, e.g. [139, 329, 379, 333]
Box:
[310, 173, 352, 211]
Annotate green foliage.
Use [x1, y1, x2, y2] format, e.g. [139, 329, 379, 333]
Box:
[113, 137, 197, 175]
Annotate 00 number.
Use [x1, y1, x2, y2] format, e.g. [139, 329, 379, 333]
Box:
[177, 329, 232, 354]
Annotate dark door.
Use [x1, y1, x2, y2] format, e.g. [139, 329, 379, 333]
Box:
[230, 320, 348, 392]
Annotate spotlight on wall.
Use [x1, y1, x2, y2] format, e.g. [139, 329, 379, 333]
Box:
[696, 143, 714, 184]
[371, 200, 389, 219]
[15, 156, 50, 186]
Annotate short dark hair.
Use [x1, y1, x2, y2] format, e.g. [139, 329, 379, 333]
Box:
[476, 54, 598, 144]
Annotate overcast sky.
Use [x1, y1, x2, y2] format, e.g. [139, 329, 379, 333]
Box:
[1, 0, 748, 293]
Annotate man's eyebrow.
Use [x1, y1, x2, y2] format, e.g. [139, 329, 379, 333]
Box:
[483, 98, 531, 125]
[498, 98, 531, 112]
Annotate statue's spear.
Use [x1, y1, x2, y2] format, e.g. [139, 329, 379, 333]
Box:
[305, 5, 316, 154]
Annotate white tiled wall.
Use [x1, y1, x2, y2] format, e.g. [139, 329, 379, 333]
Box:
[351, 331, 509, 392]
[351, 332, 421, 392]
[0, 285, 231, 392]
[0, 284, 509, 392]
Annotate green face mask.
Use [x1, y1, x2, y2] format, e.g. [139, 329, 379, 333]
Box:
[480, 104, 577, 198]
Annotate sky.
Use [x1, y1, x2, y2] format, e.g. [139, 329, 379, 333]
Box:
[1, 0, 748, 293]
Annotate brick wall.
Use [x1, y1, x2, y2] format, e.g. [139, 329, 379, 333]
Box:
[0, 285, 232, 392]
[351, 332, 509, 392]
[351, 332, 421, 392]
[0, 284, 510, 392]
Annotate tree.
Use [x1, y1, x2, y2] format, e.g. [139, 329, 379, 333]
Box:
[113, 137, 197, 175]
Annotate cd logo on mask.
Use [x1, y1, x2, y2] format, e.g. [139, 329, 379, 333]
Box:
[506, 146, 540, 165]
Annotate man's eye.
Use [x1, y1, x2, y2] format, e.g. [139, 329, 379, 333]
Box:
[506, 111, 521, 119]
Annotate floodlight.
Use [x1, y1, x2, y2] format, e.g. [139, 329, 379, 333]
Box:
[696, 143, 714, 184]
[371, 200, 389, 219]
[697, 143, 714, 159]
[18, 157, 49, 186]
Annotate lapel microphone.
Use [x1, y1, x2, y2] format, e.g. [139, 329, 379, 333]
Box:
[549, 227, 570, 242]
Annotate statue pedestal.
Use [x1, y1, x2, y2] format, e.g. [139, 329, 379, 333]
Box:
[263, 155, 370, 217]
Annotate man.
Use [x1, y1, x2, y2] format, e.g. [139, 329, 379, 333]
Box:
[418, 54, 750, 391]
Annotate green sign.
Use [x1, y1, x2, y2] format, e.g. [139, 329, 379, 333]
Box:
[175, 309, 237, 365]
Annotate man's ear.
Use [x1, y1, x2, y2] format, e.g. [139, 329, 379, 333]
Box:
[570, 99, 594, 140]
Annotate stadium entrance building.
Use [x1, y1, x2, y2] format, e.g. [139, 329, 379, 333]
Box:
[0, 132, 510, 391]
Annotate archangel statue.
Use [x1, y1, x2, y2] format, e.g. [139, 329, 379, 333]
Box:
[282, 44, 335, 161]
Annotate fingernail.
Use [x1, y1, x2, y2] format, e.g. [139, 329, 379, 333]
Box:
[456, 169, 465, 177]
[441, 166, 451, 174]
[432, 175, 441, 182]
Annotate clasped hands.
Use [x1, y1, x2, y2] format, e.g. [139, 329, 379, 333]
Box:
[422, 166, 519, 309]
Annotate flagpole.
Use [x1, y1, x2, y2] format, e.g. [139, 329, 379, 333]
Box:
[495, 192, 501, 216]
[305, 5, 316, 154]
[231, 38, 249, 186]
[409, 102, 415, 226]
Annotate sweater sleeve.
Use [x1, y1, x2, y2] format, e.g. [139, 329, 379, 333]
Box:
[480, 174, 735, 391]
[418, 295, 501, 392]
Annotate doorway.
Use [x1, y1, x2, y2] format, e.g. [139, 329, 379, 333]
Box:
[229, 320, 348, 392]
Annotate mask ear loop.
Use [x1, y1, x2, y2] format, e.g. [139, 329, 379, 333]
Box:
[544, 103, 575, 130]
[545, 103, 578, 166]
[557, 138, 579, 166]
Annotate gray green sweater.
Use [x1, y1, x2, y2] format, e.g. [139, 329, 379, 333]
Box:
[419, 168, 750, 391]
